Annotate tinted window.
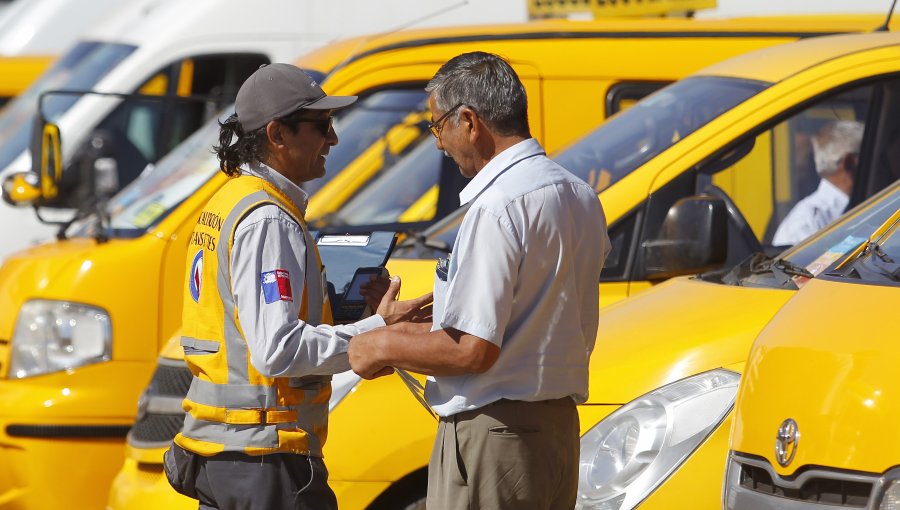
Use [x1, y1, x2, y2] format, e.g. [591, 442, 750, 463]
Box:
[784, 184, 900, 272]
[327, 138, 444, 226]
[555, 76, 768, 194]
[0, 41, 136, 171]
[303, 89, 428, 196]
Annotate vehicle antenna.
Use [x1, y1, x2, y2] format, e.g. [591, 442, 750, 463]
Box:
[875, 0, 898, 31]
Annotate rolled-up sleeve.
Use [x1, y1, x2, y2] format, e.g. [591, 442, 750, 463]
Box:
[439, 206, 521, 345]
[230, 205, 385, 378]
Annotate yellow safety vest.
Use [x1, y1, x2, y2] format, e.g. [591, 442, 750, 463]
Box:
[175, 174, 333, 457]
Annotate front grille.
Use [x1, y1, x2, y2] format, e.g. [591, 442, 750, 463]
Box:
[726, 453, 878, 510]
[740, 463, 872, 507]
[147, 360, 192, 397]
[129, 412, 185, 444]
[127, 357, 191, 449]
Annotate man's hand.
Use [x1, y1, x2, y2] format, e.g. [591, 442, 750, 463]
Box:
[348, 329, 394, 379]
[364, 275, 433, 326]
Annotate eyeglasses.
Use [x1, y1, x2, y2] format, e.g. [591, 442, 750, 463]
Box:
[295, 116, 334, 137]
[428, 103, 464, 138]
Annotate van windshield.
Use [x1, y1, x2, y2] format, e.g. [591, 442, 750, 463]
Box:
[305, 89, 427, 196]
[0, 41, 136, 172]
[75, 89, 429, 236]
[782, 183, 900, 274]
[393, 76, 771, 257]
[325, 137, 444, 226]
[555, 76, 768, 192]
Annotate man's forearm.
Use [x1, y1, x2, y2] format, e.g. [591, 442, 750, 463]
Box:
[374, 325, 499, 376]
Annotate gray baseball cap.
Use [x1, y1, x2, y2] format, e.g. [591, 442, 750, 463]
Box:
[235, 63, 357, 132]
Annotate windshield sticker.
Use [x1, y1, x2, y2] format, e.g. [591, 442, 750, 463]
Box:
[131, 202, 167, 229]
[804, 235, 867, 276]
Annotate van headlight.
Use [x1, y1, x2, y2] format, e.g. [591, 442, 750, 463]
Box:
[875, 468, 900, 510]
[576, 369, 740, 510]
[9, 300, 112, 378]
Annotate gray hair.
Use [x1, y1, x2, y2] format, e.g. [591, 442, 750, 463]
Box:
[813, 120, 864, 176]
[425, 51, 529, 137]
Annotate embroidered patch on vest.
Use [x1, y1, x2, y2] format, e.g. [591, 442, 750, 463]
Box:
[261, 269, 292, 303]
[189, 250, 203, 303]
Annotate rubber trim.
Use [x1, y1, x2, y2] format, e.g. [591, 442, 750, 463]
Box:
[6, 424, 131, 438]
[344, 30, 846, 68]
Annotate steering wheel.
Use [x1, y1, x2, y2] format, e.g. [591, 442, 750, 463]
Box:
[703, 184, 764, 255]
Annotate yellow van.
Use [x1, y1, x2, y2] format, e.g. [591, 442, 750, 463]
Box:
[725, 196, 900, 510]
[106, 19, 897, 510]
[336, 30, 900, 509]
[2, 16, 832, 510]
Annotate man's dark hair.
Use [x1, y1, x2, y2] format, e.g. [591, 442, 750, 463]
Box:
[213, 109, 309, 176]
[426, 51, 529, 137]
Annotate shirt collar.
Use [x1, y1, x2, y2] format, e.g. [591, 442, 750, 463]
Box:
[459, 138, 545, 206]
[817, 177, 849, 209]
[243, 161, 309, 215]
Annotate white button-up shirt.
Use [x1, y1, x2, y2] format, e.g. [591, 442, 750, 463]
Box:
[425, 138, 611, 417]
[230, 162, 385, 378]
[772, 178, 849, 246]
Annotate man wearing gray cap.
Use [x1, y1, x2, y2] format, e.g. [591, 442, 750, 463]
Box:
[162, 63, 427, 510]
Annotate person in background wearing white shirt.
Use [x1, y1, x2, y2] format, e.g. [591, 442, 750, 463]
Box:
[773, 119, 864, 246]
[348, 52, 611, 510]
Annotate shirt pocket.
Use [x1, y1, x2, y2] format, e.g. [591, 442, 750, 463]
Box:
[180, 337, 220, 355]
[431, 267, 449, 332]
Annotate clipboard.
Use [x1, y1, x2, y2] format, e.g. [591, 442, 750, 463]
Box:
[314, 231, 398, 320]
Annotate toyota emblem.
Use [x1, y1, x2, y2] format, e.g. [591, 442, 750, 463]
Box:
[775, 418, 800, 467]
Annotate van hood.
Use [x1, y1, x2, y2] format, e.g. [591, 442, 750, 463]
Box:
[732, 277, 900, 476]
[385, 258, 436, 300]
[587, 276, 793, 404]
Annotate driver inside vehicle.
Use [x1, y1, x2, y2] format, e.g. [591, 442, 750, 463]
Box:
[772, 119, 864, 246]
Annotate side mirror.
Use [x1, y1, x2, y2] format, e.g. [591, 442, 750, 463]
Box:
[1, 171, 42, 206]
[643, 195, 728, 280]
[29, 118, 63, 203]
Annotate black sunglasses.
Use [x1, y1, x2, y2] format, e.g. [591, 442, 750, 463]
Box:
[294, 116, 334, 137]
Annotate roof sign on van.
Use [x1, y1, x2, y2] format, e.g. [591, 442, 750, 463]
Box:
[528, 0, 716, 19]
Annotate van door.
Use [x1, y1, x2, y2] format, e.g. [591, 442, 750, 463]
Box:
[55, 54, 268, 208]
[619, 76, 900, 291]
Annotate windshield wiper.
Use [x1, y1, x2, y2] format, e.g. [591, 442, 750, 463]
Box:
[398, 232, 451, 254]
[311, 211, 345, 229]
[771, 258, 814, 279]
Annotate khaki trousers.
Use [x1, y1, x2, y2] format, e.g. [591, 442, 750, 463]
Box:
[426, 397, 579, 510]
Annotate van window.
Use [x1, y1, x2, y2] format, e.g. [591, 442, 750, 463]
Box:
[710, 77, 900, 251]
[631, 77, 900, 277]
[327, 139, 445, 225]
[303, 89, 428, 196]
[89, 54, 268, 191]
[784, 184, 900, 273]
[0, 41, 136, 171]
[92, 114, 224, 236]
[555, 76, 768, 194]
[605, 82, 668, 116]
[77, 88, 428, 236]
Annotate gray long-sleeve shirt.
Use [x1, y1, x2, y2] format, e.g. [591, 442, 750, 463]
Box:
[230, 163, 385, 378]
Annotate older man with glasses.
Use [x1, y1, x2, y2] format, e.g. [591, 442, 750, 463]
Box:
[349, 51, 612, 509]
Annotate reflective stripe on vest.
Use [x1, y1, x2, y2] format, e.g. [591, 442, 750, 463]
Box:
[176, 175, 331, 456]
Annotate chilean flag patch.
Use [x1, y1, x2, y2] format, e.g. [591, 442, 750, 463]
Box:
[261, 269, 292, 304]
[189, 250, 203, 303]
